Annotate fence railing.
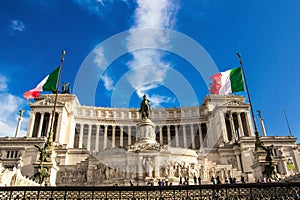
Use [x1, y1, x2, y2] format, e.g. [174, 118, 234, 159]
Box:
[0, 182, 299, 200]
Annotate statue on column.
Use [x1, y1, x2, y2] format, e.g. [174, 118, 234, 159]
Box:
[139, 95, 151, 119]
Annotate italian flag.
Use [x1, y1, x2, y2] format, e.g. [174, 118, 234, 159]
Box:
[209, 67, 244, 95]
[23, 67, 60, 100]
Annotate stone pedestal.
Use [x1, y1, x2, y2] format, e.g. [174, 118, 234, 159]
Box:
[251, 149, 277, 181]
[136, 119, 157, 145]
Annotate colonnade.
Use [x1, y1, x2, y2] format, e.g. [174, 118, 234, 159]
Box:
[74, 123, 208, 151]
[27, 112, 59, 139]
[222, 111, 252, 143]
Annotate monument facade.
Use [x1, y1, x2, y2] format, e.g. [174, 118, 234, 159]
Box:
[0, 93, 299, 186]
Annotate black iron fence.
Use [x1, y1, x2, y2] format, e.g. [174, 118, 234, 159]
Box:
[0, 182, 299, 200]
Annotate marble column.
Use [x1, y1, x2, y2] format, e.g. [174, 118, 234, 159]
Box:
[198, 124, 203, 148]
[159, 126, 163, 144]
[237, 112, 244, 137]
[55, 112, 62, 142]
[128, 126, 131, 145]
[28, 112, 36, 137]
[167, 125, 171, 145]
[220, 112, 228, 143]
[112, 125, 116, 148]
[245, 112, 254, 136]
[37, 113, 44, 137]
[95, 125, 100, 151]
[103, 125, 108, 149]
[190, 124, 195, 149]
[229, 113, 236, 142]
[235, 154, 242, 171]
[120, 126, 124, 147]
[183, 125, 187, 148]
[87, 124, 92, 151]
[46, 113, 53, 136]
[79, 124, 84, 148]
[175, 125, 179, 147]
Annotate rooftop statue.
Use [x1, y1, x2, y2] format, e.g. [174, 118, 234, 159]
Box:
[139, 95, 151, 120]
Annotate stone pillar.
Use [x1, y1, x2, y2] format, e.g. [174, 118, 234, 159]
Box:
[103, 125, 108, 149]
[259, 119, 267, 137]
[175, 125, 179, 147]
[159, 126, 163, 144]
[220, 112, 228, 143]
[229, 113, 236, 142]
[245, 112, 254, 136]
[235, 154, 242, 171]
[167, 125, 171, 145]
[46, 113, 52, 137]
[198, 124, 203, 148]
[37, 113, 44, 137]
[95, 125, 100, 151]
[27, 112, 36, 137]
[79, 124, 84, 148]
[112, 125, 116, 148]
[237, 112, 244, 137]
[128, 126, 131, 145]
[190, 124, 195, 149]
[120, 126, 124, 147]
[183, 125, 187, 148]
[55, 112, 62, 142]
[87, 124, 92, 151]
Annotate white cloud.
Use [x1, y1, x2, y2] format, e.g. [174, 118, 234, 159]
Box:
[9, 20, 26, 35]
[0, 74, 8, 92]
[101, 74, 114, 91]
[149, 94, 175, 108]
[93, 46, 108, 70]
[0, 74, 28, 137]
[93, 46, 115, 91]
[126, 0, 179, 105]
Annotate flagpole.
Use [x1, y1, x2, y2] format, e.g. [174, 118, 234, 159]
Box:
[237, 53, 263, 148]
[283, 110, 293, 137]
[46, 50, 66, 149]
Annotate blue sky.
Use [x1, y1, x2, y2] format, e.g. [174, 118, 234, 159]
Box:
[0, 0, 300, 142]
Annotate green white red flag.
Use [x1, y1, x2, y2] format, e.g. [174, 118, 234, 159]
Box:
[23, 67, 60, 100]
[209, 67, 245, 95]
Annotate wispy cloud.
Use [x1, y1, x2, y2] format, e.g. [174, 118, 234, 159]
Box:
[93, 46, 108, 70]
[9, 19, 26, 36]
[150, 94, 175, 108]
[71, 0, 113, 16]
[93, 46, 115, 91]
[126, 0, 179, 105]
[0, 74, 27, 137]
[101, 75, 114, 91]
[0, 74, 8, 92]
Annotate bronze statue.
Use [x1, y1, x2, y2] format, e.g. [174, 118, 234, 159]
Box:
[139, 95, 151, 119]
[61, 82, 71, 94]
[259, 144, 276, 180]
[260, 144, 274, 163]
[34, 145, 47, 162]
